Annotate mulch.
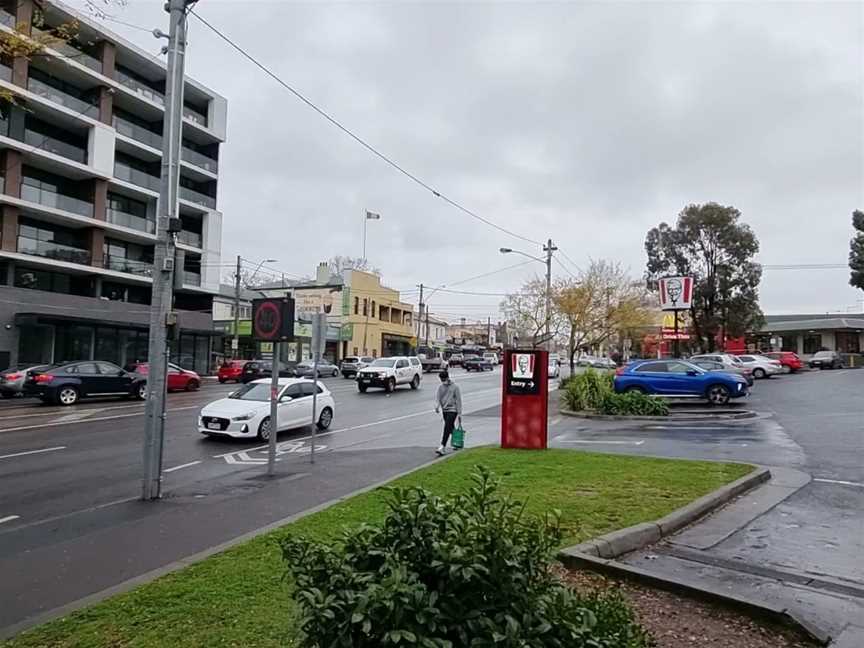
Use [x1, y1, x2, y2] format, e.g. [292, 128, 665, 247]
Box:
[563, 569, 817, 648]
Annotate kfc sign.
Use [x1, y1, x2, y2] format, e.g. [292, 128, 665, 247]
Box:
[507, 351, 541, 396]
[658, 276, 694, 311]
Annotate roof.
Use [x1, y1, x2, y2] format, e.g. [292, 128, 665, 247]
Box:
[759, 317, 864, 332]
[216, 284, 259, 301]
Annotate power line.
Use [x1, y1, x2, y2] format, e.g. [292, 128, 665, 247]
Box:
[553, 256, 578, 280]
[187, 8, 541, 247]
[761, 264, 846, 270]
[557, 248, 583, 275]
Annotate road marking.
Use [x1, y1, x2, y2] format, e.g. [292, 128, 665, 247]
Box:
[0, 445, 66, 460]
[0, 405, 200, 434]
[162, 460, 202, 473]
[645, 425, 738, 430]
[814, 478, 864, 488]
[558, 440, 646, 446]
[55, 408, 110, 424]
[0, 515, 20, 524]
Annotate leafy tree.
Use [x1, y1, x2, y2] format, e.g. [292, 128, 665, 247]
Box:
[645, 202, 763, 352]
[500, 278, 560, 347]
[328, 255, 380, 277]
[850, 210, 864, 291]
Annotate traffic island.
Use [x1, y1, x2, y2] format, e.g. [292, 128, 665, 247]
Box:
[5, 449, 756, 648]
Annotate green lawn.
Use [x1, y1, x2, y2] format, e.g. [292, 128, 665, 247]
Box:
[5, 448, 752, 648]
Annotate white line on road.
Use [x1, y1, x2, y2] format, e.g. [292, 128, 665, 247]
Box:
[558, 440, 646, 446]
[0, 406, 200, 434]
[814, 478, 864, 488]
[0, 515, 20, 524]
[0, 445, 66, 460]
[644, 425, 738, 430]
[162, 460, 202, 473]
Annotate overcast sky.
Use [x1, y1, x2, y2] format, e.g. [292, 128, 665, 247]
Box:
[74, 0, 863, 321]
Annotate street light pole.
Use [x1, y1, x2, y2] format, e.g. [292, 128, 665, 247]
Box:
[500, 240, 556, 349]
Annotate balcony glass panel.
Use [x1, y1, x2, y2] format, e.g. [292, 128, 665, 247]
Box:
[179, 186, 215, 209]
[183, 271, 201, 286]
[103, 255, 153, 277]
[0, 8, 15, 27]
[20, 183, 93, 217]
[24, 129, 87, 163]
[181, 147, 217, 173]
[116, 69, 165, 106]
[31, 27, 102, 73]
[17, 237, 91, 265]
[106, 208, 156, 234]
[0, 63, 11, 82]
[177, 230, 202, 247]
[114, 162, 160, 192]
[27, 76, 98, 117]
[113, 116, 162, 149]
[183, 106, 207, 127]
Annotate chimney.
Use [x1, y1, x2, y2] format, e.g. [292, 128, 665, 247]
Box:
[460, 317, 466, 326]
[315, 262, 329, 285]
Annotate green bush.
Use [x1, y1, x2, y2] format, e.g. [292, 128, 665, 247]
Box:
[281, 467, 651, 648]
[562, 368, 614, 411]
[599, 391, 669, 416]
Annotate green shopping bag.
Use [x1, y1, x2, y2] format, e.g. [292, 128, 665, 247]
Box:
[451, 424, 465, 449]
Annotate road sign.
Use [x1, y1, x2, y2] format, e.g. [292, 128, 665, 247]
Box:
[252, 297, 295, 341]
[659, 276, 694, 311]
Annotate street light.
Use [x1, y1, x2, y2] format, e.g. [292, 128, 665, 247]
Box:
[500, 239, 557, 349]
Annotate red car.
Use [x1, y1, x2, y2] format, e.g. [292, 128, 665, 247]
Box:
[125, 362, 201, 391]
[763, 352, 803, 373]
[217, 360, 246, 384]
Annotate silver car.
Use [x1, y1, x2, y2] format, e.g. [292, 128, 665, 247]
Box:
[0, 364, 52, 398]
[340, 356, 373, 378]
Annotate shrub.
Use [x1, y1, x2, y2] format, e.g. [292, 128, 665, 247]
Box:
[599, 391, 669, 416]
[562, 368, 614, 411]
[281, 467, 651, 648]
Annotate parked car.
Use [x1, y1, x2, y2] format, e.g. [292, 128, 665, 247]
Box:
[418, 347, 449, 373]
[762, 351, 803, 373]
[735, 354, 783, 379]
[357, 356, 422, 393]
[0, 364, 52, 398]
[690, 354, 754, 383]
[240, 360, 293, 383]
[464, 355, 495, 372]
[614, 359, 749, 405]
[447, 353, 464, 367]
[591, 357, 617, 370]
[576, 356, 596, 367]
[808, 350, 844, 370]
[199, 378, 334, 441]
[293, 360, 339, 378]
[690, 359, 754, 387]
[483, 352, 500, 366]
[125, 362, 201, 392]
[218, 360, 246, 384]
[26, 361, 147, 406]
[340, 356, 373, 378]
[548, 357, 561, 378]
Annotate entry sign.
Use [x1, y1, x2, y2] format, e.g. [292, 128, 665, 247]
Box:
[501, 349, 548, 450]
[252, 297, 295, 342]
[658, 276, 694, 311]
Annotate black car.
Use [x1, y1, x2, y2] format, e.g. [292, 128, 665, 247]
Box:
[463, 355, 494, 372]
[294, 360, 339, 378]
[26, 361, 147, 406]
[808, 351, 844, 370]
[241, 360, 298, 383]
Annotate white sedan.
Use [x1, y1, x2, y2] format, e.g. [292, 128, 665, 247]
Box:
[199, 378, 335, 441]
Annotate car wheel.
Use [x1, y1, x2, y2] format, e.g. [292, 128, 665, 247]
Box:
[317, 407, 333, 430]
[218, 377, 225, 384]
[136, 383, 148, 400]
[625, 386, 646, 394]
[410, 375, 420, 390]
[386, 378, 396, 393]
[753, 368, 766, 379]
[706, 384, 731, 406]
[358, 384, 368, 393]
[257, 417, 272, 441]
[332, 369, 339, 377]
[186, 379, 200, 392]
[57, 386, 79, 406]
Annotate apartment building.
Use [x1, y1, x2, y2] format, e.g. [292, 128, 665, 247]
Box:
[0, 0, 226, 374]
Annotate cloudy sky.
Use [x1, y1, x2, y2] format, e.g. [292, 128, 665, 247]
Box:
[73, 0, 863, 321]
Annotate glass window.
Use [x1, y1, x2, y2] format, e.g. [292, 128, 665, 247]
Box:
[229, 383, 271, 401]
[836, 332, 860, 354]
[362, 299, 368, 316]
[54, 325, 93, 363]
[96, 361, 121, 374]
[666, 362, 695, 374]
[75, 362, 99, 375]
[635, 362, 666, 373]
[396, 359, 408, 368]
[195, 335, 209, 375]
[300, 383, 318, 397]
[283, 384, 303, 399]
[803, 335, 822, 354]
[95, 328, 121, 365]
[18, 325, 52, 364]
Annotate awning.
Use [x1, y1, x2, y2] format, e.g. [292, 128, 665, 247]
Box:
[14, 312, 218, 337]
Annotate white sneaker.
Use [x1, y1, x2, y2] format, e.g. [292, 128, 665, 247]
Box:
[436, 445, 445, 456]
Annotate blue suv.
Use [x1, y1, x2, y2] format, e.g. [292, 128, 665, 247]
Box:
[614, 359, 748, 405]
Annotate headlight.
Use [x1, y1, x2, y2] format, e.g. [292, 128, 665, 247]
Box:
[232, 411, 257, 421]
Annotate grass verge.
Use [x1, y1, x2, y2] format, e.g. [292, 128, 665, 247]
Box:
[5, 448, 753, 648]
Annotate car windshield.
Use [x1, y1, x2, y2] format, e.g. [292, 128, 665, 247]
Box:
[813, 351, 833, 359]
[370, 359, 396, 367]
[229, 383, 271, 401]
[344, 357, 359, 363]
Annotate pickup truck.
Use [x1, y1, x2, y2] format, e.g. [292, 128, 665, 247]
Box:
[417, 348, 448, 373]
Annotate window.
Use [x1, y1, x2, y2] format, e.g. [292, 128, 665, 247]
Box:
[803, 334, 822, 354]
[96, 361, 121, 375]
[371, 300, 376, 317]
[353, 347, 358, 355]
[95, 329, 121, 365]
[739, 355, 755, 362]
[363, 299, 368, 316]
[635, 362, 666, 373]
[396, 359, 408, 368]
[410, 358, 420, 366]
[300, 383, 322, 397]
[18, 217, 90, 265]
[836, 332, 860, 354]
[282, 384, 304, 399]
[666, 361, 694, 374]
[354, 297, 359, 315]
[75, 363, 99, 375]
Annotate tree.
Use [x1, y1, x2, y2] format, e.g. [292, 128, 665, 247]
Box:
[500, 278, 560, 347]
[645, 202, 763, 353]
[850, 210, 864, 291]
[327, 256, 380, 277]
[554, 260, 653, 373]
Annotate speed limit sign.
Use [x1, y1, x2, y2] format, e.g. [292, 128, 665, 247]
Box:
[251, 297, 295, 342]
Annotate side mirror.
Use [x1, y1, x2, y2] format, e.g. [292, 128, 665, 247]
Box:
[686, 370, 698, 376]
[280, 395, 292, 403]
[117, 370, 126, 376]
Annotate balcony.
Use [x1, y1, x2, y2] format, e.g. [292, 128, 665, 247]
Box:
[183, 106, 207, 127]
[183, 271, 201, 286]
[0, 62, 11, 82]
[116, 69, 165, 106]
[0, 8, 14, 28]
[31, 27, 102, 74]
[17, 237, 91, 265]
[179, 186, 216, 209]
[177, 230, 202, 248]
[24, 129, 87, 163]
[103, 255, 153, 277]
[114, 162, 160, 192]
[181, 147, 218, 174]
[27, 76, 99, 118]
[106, 207, 156, 234]
[113, 116, 162, 150]
[20, 183, 93, 217]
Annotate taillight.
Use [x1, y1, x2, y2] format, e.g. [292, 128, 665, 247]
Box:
[35, 374, 54, 383]
[615, 367, 625, 376]
[4, 373, 22, 381]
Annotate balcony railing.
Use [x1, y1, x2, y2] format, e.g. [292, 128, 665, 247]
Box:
[0, 8, 15, 28]
[179, 186, 216, 209]
[183, 107, 207, 127]
[114, 162, 160, 192]
[20, 183, 93, 217]
[181, 147, 218, 173]
[177, 230, 202, 248]
[28, 76, 99, 118]
[31, 27, 102, 73]
[103, 255, 153, 277]
[183, 271, 201, 286]
[18, 237, 91, 265]
[106, 207, 156, 234]
[116, 70, 165, 106]
[113, 116, 162, 149]
[24, 129, 87, 163]
[0, 63, 11, 82]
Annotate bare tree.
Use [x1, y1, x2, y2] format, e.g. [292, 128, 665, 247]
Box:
[500, 278, 561, 347]
[328, 256, 380, 277]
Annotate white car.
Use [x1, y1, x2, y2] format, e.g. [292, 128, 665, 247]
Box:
[199, 378, 334, 441]
[357, 356, 422, 393]
[483, 352, 500, 365]
[548, 358, 560, 378]
[736, 354, 782, 379]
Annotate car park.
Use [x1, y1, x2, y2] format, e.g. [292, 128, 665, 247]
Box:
[736, 354, 783, 379]
[763, 351, 803, 373]
[356, 356, 422, 393]
[340, 356, 373, 378]
[26, 361, 147, 406]
[125, 362, 201, 392]
[0, 364, 52, 398]
[293, 360, 339, 378]
[614, 359, 749, 405]
[463, 355, 495, 372]
[690, 353, 754, 383]
[199, 378, 334, 441]
[808, 350, 844, 370]
[690, 358, 754, 387]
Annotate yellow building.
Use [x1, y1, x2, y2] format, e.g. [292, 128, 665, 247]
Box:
[342, 269, 415, 358]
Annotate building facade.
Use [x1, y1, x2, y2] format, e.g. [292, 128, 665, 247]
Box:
[447, 319, 496, 347]
[417, 312, 448, 348]
[754, 314, 864, 357]
[0, 0, 226, 374]
[342, 269, 414, 358]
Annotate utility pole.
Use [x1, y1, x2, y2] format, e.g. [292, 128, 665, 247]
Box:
[543, 238, 557, 351]
[232, 254, 241, 359]
[487, 316, 491, 347]
[425, 307, 430, 347]
[417, 283, 424, 345]
[142, 0, 191, 501]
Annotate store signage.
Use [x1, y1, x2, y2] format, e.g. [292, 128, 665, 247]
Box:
[252, 297, 295, 342]
[659, 276, 694, 311]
